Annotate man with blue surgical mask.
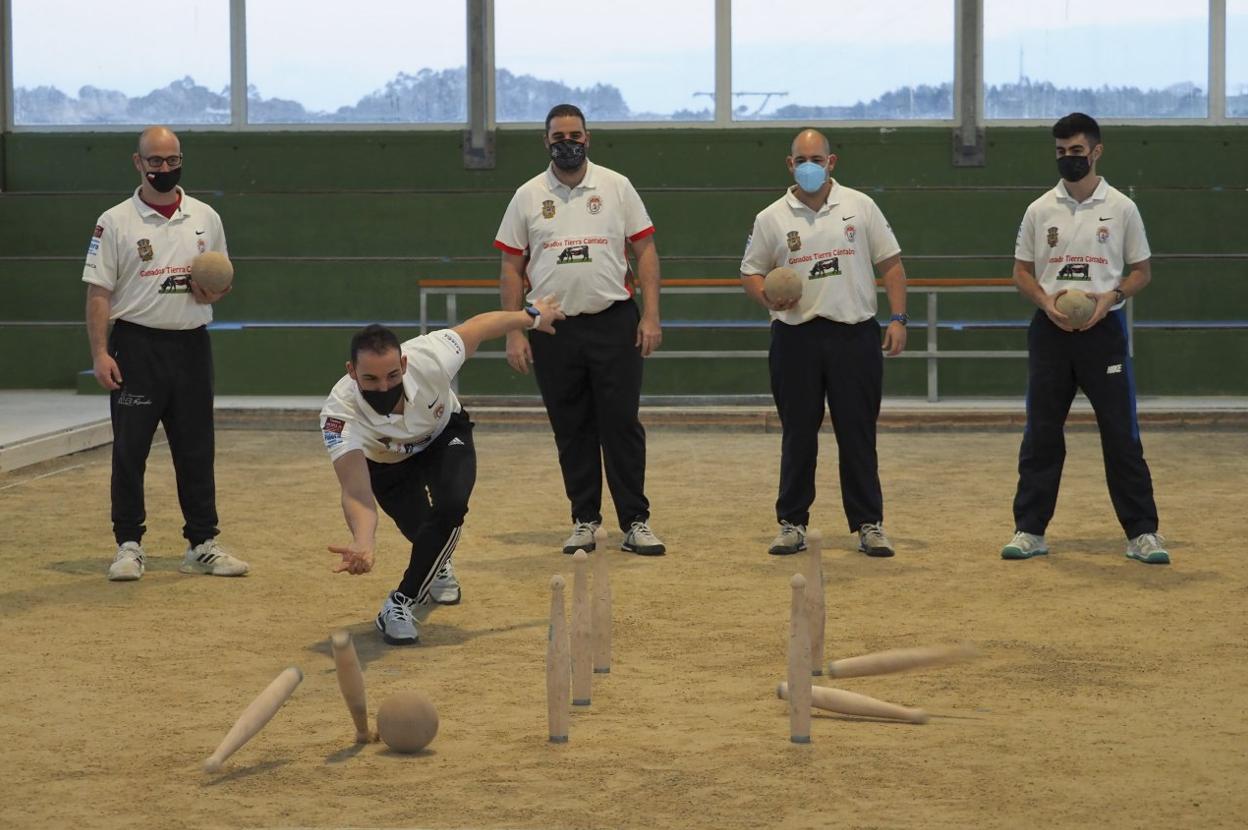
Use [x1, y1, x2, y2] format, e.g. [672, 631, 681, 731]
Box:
[740, 129, 910, 558]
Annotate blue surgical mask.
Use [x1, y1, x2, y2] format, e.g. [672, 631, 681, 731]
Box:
[794, 161, 827, 194]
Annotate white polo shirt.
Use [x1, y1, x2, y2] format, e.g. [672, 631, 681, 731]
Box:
[82, 187, 227, 330]
[1015, 177, 1150, 310]
[493, 161, 655, 316]
[320, 330, 467, 464]
[740, 182, 901, 326]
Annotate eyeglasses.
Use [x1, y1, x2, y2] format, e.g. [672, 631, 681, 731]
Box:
[142, 154, 183, 169]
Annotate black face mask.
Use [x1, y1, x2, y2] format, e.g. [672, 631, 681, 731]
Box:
[549, 139, 587, 171]
[361, 382, 404, 417]
[1056, 155, 1091, 182]
[146, 167, 182, 193]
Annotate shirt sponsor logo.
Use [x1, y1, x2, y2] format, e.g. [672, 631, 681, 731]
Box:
[844, 224, 856, 243]
[437, 331, 462, 354]
[786, 231, 802, 252]
[1057, 263, 1090, 280]
[556, 244, 591, 264]
[88, 238, 101, 256]
[137, 238, 154, 262]
[808, 256, 842, 279]
[1047, 226, 1060, 248]
[541, 199, 557, 219]
[93, 225, 105, 239]
[586, 195, 603, 215]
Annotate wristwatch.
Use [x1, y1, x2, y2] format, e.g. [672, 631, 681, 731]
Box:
[523, 305, 541, 330]
[890, 313, 909, 325]
[1112, 288, 1126, 304]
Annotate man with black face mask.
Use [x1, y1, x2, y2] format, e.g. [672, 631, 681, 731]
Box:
[319, 298, 564, 645]
[1003, 112, 1168, 565]
[494, 103, 667, 557]
[84, 126, 247, 582]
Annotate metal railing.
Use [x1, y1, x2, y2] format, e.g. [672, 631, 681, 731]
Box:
[418, 277, 1137, 402]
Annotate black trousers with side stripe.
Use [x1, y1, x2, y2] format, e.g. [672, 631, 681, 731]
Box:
[769, 316, 885, 532]
[529, 299, 649, 532]
[1012, 309, 1158, 538]
[108, 320, 218, 547]
[367, 410, 476, 603]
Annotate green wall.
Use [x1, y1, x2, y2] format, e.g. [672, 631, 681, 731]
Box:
[1, 127, 1245, 396]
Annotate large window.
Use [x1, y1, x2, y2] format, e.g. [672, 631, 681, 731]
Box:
[11, 0, 230, 125]
[1230, 0, 1248, 117]
[246, 1, 466, 124]
[494, 1, 714, 122]
[730, 1, 955, 121]
[984, 1, 1208, 119]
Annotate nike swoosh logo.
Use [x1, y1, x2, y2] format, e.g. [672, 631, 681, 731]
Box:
[1098, 217, 1113, 221]
[195, 230, 205, 235]
[426, 396, 440, 409]
[842, 215, 855, 221]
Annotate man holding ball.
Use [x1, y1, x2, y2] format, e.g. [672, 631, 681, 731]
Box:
[84, 126, 247, 582]
[741, 129, 909, 558]
[1003, 112, 1167, 564]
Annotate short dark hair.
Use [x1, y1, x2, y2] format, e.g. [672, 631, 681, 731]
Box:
[545, 104, 586, 134]
[1052, 112, 1101, 146]
[349, 324, 401, 364]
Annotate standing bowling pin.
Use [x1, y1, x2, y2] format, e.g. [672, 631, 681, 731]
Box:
[806, 530, 825, 677]
[787, 574, 812, 743]
[571, 550, 592, 706]
[330, 631, 375, 743]
[546, 575, 570, 743]
[592, 530, 612, 674]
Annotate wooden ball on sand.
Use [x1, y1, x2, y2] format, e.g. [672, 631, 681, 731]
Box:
[191, 252, 234, 293]
[376, 691, 439, 753]
[764, 266, 802, 304]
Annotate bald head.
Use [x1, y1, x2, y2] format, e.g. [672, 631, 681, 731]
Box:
[138, 126, 179, 156]
[790, 129, 831, 158]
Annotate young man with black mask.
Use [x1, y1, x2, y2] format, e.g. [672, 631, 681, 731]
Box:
[85, 126, 247, 582]
[1002, 112, 1169, 565]
[320, 297, 564, 645]
[493, 103, 667, 557]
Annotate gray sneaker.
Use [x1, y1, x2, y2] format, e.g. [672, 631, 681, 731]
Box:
[562, 520, 600, 554]
[621, 521, 666, 556]
[108, 541, 146, 581]
[429, 556, 461, 604]
[180, 538, 249, 576]
[768, 522, 807, 555]
[858, 523, 895, 557]
[1126, 532, 1170, 565]
[376, 590, 421, 645]
[1001, 531, 1049, 560]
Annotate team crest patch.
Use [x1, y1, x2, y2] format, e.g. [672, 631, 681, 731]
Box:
[93, 225, 105, 239]
[137, 238, 154, 262]
[786, 231, 802, 252]
[434, 403, 445, 419]
[586, 195, 603, 215]
[1046, 226, 1059, 248]
[844, 224, 856, 243]
[1096, 226, 1110, 243]
[541, 200, 556, 219]
[197, 238, 206, 253]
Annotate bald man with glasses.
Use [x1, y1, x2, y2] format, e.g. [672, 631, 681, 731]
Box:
[84, 126, 248, 582]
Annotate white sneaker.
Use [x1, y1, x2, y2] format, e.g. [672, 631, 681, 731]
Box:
[858, 523, 895, 557]
[376, 590, 421, 645]
[1126, 532, 1170, 565]
[108, 541, 146, 581]
[562, 520, 600, 554]
[621, 521, 666, 556]
[768, 521, 807, 555]
[429, 557, 461, 605]
[179, 538, 250, 576]
[1001, 531, 1049, 560]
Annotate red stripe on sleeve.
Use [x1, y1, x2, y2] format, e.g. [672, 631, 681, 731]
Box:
[493, 240, 525, 256]
[627, 226, 656, 243]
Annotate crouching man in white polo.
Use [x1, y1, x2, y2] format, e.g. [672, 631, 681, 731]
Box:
[320, 297, 564, 645]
